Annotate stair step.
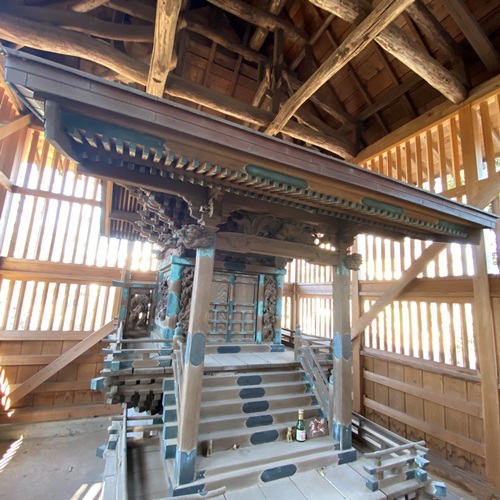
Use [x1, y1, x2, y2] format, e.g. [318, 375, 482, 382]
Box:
[205, 343, 285, 355]
[200, 392, 317, 419]
[199, 406, 321, 434]
[201, 380, 310, 402]
[197, 435, 337, 477]
[168, 437, 351, 496]
[202, 369, 304, 387]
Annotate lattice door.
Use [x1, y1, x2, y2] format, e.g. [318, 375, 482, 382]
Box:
[208, 272, 258, 342]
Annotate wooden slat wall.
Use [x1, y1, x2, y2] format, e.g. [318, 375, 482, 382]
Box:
[283, 87, 500, 481]
[0, 79, 158, 423]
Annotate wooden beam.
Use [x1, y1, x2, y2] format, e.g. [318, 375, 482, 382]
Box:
[8, 320, 115, 405]
[309, 0, 467, 104]
[0, 12, 150, 86]
[0, 12, 355, 158]
[352, 168, 500, 340]
[0, 170, 14, 192]
[0, 4, 154, 42]
[147, 0, 182, 96]
[406, 0, 462, 68]
[0, 330, 98, 341]
[206, 0, 308, 45]
[355, 74, 500, 163]
[69, 0, 109, 12]
[0, 114, 32, 141]
[351, 242, 447, 339]
[265, 0, 416, 136]
[249, 0, 288, 51]
[164, 74, 357, 157]
[445, 0, 500, 73]
[216, 232, 339, 266]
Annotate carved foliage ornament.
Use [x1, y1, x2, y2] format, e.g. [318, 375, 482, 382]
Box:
[262, 275, 278, 341]
[178, 267, 194, 336]
[225, 211, 324, 246]
[343, 252, 363, 271]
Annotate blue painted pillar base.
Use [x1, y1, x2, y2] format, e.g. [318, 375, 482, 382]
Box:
[174, 448, 197, 486]
[333, 422, 352, 450]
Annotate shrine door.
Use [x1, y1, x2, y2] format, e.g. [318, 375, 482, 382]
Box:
[208, 272, 258, 342]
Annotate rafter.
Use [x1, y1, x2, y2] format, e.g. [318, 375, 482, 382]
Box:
[445, 0, 500, 73]
[249, 0, 288, 51]
[265, 0, 416, 136]
[0, 4, 154, 42]
[147, 0, 181, 96]
[309, 0, 467, 104]
[206, 0, 308, 44]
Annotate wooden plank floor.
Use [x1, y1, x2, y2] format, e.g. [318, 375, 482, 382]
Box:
[204, 350, 296, 370]
[208, 464, 469, 500]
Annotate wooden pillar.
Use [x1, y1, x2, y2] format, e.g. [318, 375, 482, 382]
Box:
[460, 104, 500, 489]
[164, 256, 188, 339]
[174, 227, 216, 486]
[472, 234, 500, 489]
[351, 239, 364, 414]
[332, 248, 353, 450]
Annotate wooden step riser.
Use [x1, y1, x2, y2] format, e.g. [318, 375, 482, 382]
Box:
[200, 393, 317, 419]
[201, 382, 311, 402]
[202, 371, 304, 387]
[204, 344, 285, 355]
[197, 441, 336, 478]
[170, 449, 355, 497]
[199, 406, 321, 434]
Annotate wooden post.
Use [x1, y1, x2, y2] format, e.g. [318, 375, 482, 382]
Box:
[351, 239, 364, 414]
[332, 246, 354, 450]
[164, 256, 188, 339]
[174, 226, 216, 486]
[471, 234, 500, 489]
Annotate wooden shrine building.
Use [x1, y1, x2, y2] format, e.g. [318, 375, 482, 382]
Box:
[0, 0, 499, 498]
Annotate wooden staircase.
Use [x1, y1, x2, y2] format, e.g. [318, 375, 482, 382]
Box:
[162, 351, 355, 496]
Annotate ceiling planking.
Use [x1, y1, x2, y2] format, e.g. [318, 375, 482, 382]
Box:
[0, 0, 498, 161]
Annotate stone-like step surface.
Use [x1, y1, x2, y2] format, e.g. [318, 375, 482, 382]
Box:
[205, 343, 285, 355]
[167, 436, 352, 496]
[201, 380, 310, 402]
[202, 369, 304, 387]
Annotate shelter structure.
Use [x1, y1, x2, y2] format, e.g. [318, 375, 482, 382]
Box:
[0, 0, 499, 498]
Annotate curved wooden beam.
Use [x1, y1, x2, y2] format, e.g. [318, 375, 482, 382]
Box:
[0, 4, 154, 42]
[265, 0, 416, 136]
[206, 0, 308, 44]
[309, 0, 468, 104]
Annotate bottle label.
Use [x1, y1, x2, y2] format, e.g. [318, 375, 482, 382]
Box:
[296, 429, 306, 442]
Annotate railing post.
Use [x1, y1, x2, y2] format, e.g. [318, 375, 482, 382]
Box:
[294, 323, 302, 362]
[174, 226, 217, 486]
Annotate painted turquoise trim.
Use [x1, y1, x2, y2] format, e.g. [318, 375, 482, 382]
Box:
[186, 332, 205, 366]
[256, 331, 262, 343]
[437, 219, 469, 235]
[198, 247, 215, 258]
[257, 301, 264, 316]
[166, 292, 180, 317]
[119, 305, 127, 321]
[62, 112, 165, 154]
[170, 264, 183, 282]
[171, 256, 192, 266]
[245, 164, 308, 189]
[362, 197, 405, 216]
[333, 333, 342, 360]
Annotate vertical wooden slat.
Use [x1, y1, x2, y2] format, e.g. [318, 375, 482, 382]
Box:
[425, 129, 435, 192]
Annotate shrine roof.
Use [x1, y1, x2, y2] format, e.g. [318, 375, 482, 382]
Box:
[4, 50, 497, 246]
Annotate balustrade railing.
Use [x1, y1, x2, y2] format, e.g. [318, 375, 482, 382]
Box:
[293, 325, 333, 422]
